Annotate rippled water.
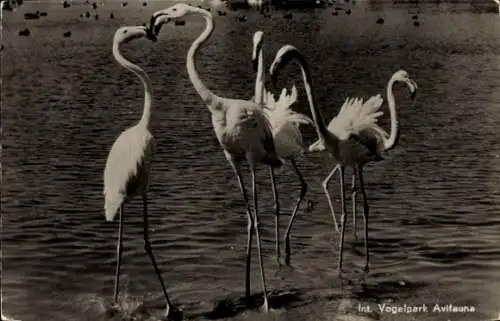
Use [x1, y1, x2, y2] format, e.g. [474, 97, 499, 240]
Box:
[2, 1, 500, 321]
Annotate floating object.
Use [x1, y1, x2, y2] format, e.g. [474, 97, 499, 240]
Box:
[413, 20, 420, 27]
[142, 1, 147, 6]
[24, 11, 40, 19]
[332, 10, 338, 15]
[283, 12, 292, 19]
[109, 12, 114, 19]
[39, 11, 47, 16]
[63, 31, 71, 37]
[217, 10, 226, 16]
[94, 13, 98, 19]
[121, 1, 127, 7]
[237, 14, 246, 22]
[92, 2, 97, 9]
[306, 200, 314, 212]
[345, 8, 351, 14]
[85, 11, 90, 18]
[18, 28, 30, 36]
[63, 0, 70, 8]
[411, 14, 418, 20]
[376, 17, 384, 24]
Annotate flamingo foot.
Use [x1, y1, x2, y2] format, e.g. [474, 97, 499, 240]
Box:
[260, 299, 269, 313]
[164, 306, 183, 321]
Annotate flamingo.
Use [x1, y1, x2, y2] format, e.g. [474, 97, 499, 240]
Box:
[148, 4, 281, 311]
[269, 45, 417, 273]
[103, 25, 181, 320]
[494, 0, 500, 14]
[251, 30, 313, 265]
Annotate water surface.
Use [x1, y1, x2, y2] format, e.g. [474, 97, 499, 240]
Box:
[2, 1, 500, 320]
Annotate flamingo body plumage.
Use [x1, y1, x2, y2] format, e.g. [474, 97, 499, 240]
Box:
[309, 95, 386, 165]
[212, 97, 279, 167]
[263, 86, 312, 160]
[104, 125, 154, 221]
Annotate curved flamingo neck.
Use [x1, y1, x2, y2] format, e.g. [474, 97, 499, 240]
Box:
[384, 77, 399, 150]
[113, 40, 153, 129]
[187, 9, 221, 113]
[272, 48, 339, 154]
[284, 52, 329, 140]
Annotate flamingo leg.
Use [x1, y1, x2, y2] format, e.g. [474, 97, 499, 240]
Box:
[113, 204, 124, 304]
[337, 165, 347, 274]
[269, 166, 280, 265]
[284, 159, 307, 265]
[322, 164, 341, 233]
[351, 171, 358, 241]
[356, 166, 370, 272]
[251, 165, 269, 311]
[227, 156, 254, 299]
[142, 193, 176, 316]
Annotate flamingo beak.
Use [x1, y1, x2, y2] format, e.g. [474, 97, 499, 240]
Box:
[145, 25, 157, 42]
[252, 57, 258, 72]
[252, 40, 263, 72]
[147, 13, 170, 41]
[408, 79, 418, 100]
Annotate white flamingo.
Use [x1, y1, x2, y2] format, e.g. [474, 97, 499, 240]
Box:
[103, 26, 181, 320]
[148, 4, 281, 311]
[269, 45, 417, 272]
[494, 0, 500, 14]
[251, 30, 313, 265]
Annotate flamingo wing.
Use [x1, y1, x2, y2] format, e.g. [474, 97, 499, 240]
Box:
[103, 126, 154, 221]
[264, 85, 313, 133]
[327, 94, 384, 139]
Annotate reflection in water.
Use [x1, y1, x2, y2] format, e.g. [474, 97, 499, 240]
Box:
[1, 1, 500, 321]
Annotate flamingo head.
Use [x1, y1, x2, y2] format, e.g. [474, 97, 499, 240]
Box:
[391, 69, 418, 100]
[113, 26, 149, 46]
[252, 31, 264, 72]
[269, 45, 308, 89]
[148, 4, 201, 39]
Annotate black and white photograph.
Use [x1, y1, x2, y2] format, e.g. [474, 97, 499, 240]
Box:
[1, 0, 499, 320]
